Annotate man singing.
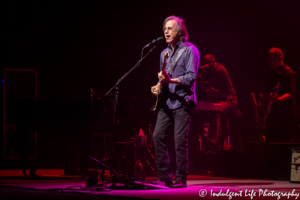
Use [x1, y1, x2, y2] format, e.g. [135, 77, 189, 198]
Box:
[151, 16, 200, 188]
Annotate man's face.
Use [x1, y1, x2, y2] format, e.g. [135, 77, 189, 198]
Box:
[164, 20, 180, 46]
[268, 54, 282, 70]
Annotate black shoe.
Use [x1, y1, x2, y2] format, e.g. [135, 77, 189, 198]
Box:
[171, 180, 187, 188]
[157, 179, 173, 187]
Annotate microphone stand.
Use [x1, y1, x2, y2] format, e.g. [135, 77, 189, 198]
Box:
[102, 45, 159, 189]
[105, 45, 157, 97]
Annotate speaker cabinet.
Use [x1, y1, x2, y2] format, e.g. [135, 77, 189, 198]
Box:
[290, 147, 300, 183]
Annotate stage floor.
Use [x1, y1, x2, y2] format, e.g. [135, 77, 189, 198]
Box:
[1, 171, 300, 200]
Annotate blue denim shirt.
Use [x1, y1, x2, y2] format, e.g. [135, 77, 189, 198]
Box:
[160, 41, 200, 110]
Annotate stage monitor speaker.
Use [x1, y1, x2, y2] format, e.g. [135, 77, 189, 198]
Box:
[290, 147, 300, 183]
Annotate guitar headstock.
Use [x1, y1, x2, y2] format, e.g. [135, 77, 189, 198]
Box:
[274, 82, 280, 94]
[250, 93, 257, 107]
[164, 51, 169, 59]
[162, 51, 169, 71]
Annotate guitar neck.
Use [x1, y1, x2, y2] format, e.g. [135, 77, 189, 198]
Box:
[162, 51, 169, 72]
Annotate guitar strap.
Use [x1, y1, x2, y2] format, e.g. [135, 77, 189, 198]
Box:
[167, 43, 190, 75]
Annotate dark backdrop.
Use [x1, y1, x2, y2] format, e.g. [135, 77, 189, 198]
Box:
[2, 0, 300, 168]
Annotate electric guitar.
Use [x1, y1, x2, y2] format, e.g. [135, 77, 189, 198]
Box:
[262, 82, 280, 123]
[152, 51, 169, 111]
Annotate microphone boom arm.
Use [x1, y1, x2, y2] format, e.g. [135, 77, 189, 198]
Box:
[105, 44, 158, 96]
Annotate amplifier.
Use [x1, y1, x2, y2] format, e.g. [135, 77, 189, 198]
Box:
[290, 147, 300, 183]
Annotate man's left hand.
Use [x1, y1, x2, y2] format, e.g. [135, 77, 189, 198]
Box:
[158, 70, 172, 83]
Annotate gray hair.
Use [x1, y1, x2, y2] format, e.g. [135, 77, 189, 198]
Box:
[163, 16, 189, 42]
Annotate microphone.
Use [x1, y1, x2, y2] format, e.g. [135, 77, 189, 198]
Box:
[145, 36, 164, 48]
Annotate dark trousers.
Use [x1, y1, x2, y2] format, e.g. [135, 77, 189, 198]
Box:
[207, 98, 237, 144]
[153, 106, 191, 181]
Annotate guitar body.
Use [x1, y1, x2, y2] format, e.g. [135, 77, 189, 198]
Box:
[152, 83, 168, 111]
[260, 82, 280, 123]
[152, 51, 169, 111]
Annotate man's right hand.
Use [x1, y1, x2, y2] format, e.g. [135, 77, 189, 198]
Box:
[151, 84, 161, 97]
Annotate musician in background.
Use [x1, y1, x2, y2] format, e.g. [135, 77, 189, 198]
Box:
[151, 16, 199, 188]
[264, 47, 296, 142]
[197, 54, 238, 148]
